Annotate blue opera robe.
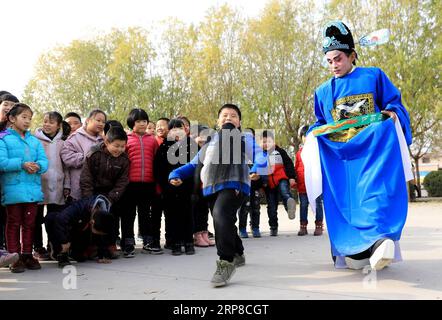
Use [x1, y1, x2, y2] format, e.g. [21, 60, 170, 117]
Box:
[318, 120, 408, 256]
[306, 67, 412, 259]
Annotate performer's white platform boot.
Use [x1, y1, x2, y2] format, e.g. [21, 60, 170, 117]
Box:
[369, 239, 395, 270]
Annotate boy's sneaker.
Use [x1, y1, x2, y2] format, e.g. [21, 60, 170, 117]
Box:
[23, 254, 41, 270]
[252, 228, 261, 238]
[123, 245, 135, 258]
[185, 243, 195, 255]
[0, 250, 19, 268]
[172, 244, 182, 256]
[57, 252, 72, 268]
[233, 254, 245, 267]
[141, 244, 150, 254]
[34, 247, 50, 261]
[286, 197, 296, 220]
[270, 228, 278, 236]
[369, 239, 395, 271]
[142, 235, 153, 247]
[144, 242, 164, 255]
[239, 228, 248, 238]
[211, 260, 236, 287]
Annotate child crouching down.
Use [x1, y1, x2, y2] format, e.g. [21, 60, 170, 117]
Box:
[169, 104, 268, 287]
[80, 126, 130, 260]
[0, 103, 48, 273]
[45, 195, 115, 267]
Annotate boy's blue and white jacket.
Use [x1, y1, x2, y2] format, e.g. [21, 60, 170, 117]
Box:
[169, 129, 268, 197]
[0, 128, 49, 205]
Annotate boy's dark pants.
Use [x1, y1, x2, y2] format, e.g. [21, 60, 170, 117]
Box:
[34, 204, 65, 250]
[208, 189, 246, 262]
[238, 187, 261, 230]
[150, 193, 169, 244]
[164, 190, 193, 246]
[120, 182, 155, 247]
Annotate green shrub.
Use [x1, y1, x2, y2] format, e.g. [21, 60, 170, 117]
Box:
[423, 170, 442, 197]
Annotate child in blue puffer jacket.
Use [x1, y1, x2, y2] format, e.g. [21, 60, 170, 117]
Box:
[0, 103, 48, 273]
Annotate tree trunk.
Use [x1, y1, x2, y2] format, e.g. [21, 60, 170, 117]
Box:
[413, 156, 422, 198]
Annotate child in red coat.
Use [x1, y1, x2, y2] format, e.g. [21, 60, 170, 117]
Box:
[121, 109, 159, 257]
[295, 125, 324, 236]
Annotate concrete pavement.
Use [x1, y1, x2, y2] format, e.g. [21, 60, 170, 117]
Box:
[1, 201, 441, 300]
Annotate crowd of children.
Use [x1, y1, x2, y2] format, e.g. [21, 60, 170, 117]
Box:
[0, 20, 414, 289]
[0, 91, 324, 286]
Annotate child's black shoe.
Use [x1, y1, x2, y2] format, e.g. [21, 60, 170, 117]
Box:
[123, 245, 135, 258]
[57, 253, 71, 268]
[172, 244, 182, 256]
[185, 243, 195, 255]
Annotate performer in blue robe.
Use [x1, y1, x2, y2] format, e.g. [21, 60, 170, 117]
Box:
[303, 21, 413, 271]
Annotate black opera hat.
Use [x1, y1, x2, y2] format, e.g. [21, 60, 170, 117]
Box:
[322, 21, 355, 54]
